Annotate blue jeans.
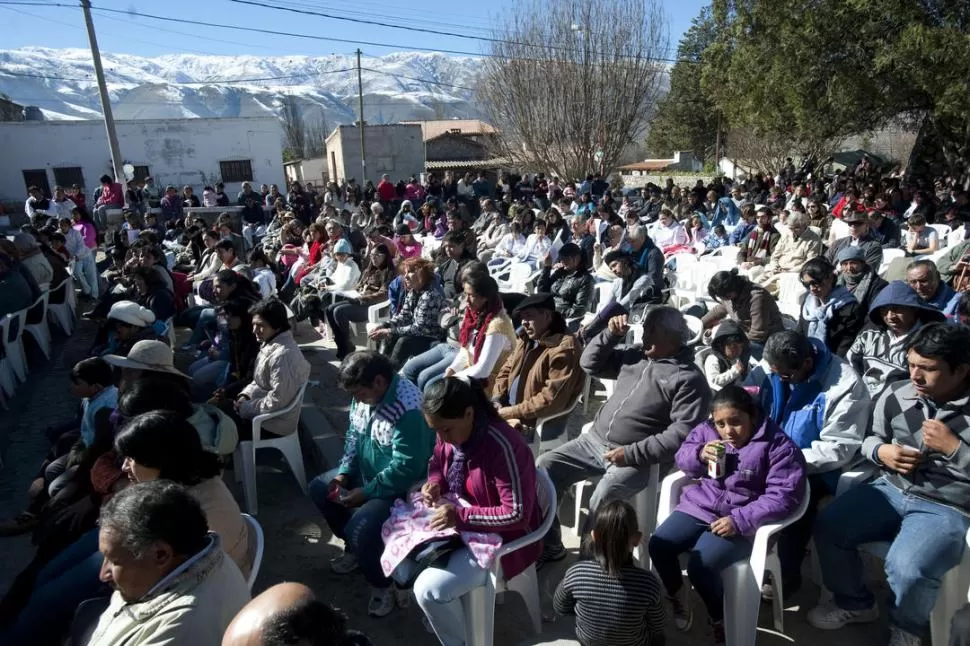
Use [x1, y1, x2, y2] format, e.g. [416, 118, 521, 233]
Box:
[74, 254, 99, 299]
[187, 307, 217, 346]
[399, 344, 457, 392]
[188, 357, 229, 401]
[814, 477, 970, 635]
[0, 528, 106, 645]
[648, 510, 753, 621]
[309, 470, 394, 588]
[393, 547, 490, 646]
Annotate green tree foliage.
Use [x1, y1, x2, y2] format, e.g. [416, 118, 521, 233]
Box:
[646, 7, 721, 162]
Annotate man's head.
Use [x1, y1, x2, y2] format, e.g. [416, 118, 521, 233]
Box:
[98, 481, 209, 603]
[337, 351, 394, 406]
[222, 582, 367, 646]
[756, 207, 773, 229]
[906, 259, 942, 302]
[100, 174, 112, 186]
[513, 293, 560, 341]
[843, 210, 869, 238]
[836, 246, 868, 278]
[907, 323, 970, 402]
[764, 331, 815, 384]
[442, 231, 466, 260]
[640, 307, 688, 359]
[788, 212, 809, 239]
[70, 357, 113, 400]
[215, 239, 237, 265]
[604, 250, 634, 279]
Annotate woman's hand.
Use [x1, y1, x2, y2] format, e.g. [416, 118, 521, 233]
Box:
[710, 516, 737, 537]
[701, 440, 723, 464]
[421, 480, 441, 507]
[429, 503, 458, 531]
[368, 327, 389, 340]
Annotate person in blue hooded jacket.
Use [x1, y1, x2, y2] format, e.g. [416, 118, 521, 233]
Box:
[747, 330, 870, 598]
[846, 281, 946, 398]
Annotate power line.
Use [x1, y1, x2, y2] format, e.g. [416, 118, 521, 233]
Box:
[230, 0, 680, 62]
[360, 67, 473, 92]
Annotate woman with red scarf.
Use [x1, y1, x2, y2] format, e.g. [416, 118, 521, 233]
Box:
[294, 222, 328, 286]
[443, 272, 516, 395]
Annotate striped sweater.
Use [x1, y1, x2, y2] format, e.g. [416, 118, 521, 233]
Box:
[426, 417, 542, 580]
[553, 560, 667, 646]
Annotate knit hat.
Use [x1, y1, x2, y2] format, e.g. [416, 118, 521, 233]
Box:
[835, 246, 866, 264]
[333, 238, 353, 255]
[103, 340, 188, 377]
[107, 300, 156, 327]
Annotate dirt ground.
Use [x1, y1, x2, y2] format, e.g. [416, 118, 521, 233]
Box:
[0, 318, 891, 645]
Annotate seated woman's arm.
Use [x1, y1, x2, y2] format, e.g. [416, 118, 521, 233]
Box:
[238, 351, 307, 419]
[455, 334, 510, 380]
[361, 409, 435, 499]
[454, 446, 535, 533]
[729, 436, 806, 537]
[388, 290, 442, 336]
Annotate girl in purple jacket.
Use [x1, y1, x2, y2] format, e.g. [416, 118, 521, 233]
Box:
[648, 385, 806, 646]
[409, 377, 542, 646]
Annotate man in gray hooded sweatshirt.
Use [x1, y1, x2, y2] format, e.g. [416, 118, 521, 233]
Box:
[536, 306, 712, 565]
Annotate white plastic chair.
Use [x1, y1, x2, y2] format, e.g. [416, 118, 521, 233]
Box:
[930, 223, 952, 247]
[777, 272, 806, 321]
[241, 513, 264, 590]
[529, 390, 582, 458]
[657, 470, 810, 646]
[233, 383, 309, 515]
[499, 262, 541, 294]
[46, 277, 75, 335]
[836, 469, 970, 646]
[694, 261, 723, 304]
[570, 423, 661, 568]
[879, 248, 906, 277]
[23, 287, 52, 360]
[462, 468, 556, 646]
[684, 315, 704, 346]
[0, 341, 15, 403]
[1, 310, 28, 383]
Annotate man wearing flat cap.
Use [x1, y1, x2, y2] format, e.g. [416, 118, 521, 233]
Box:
[491, 293, 585, 440]
[826, 209, 884, 272]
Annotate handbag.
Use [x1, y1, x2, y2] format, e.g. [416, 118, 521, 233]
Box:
[395, 536, 465, 589]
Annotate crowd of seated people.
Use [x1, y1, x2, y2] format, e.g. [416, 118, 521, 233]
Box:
[6, 166, 970, 646]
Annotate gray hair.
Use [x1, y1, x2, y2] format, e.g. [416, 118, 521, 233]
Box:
[370, 202, 384, 215]
[627, 224, 648, 242]
[643, 306, 689, 345]
[99, 480, 208, 560]
[788, 211, 809, 228]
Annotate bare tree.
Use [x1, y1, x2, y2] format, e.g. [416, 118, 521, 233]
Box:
[725, 127, 843, 177]
[280, 95, 306, 161]
[477, 0, 669, 181]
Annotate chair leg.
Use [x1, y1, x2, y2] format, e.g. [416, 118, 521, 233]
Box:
[238, 441, 258, 515]
[506, 567, 542, 634]
[462, 578, 497, 646]
[765, 551, 785, 633]
[8, 343, 27, 382]
[573, 481, 587, 538]
[278, 435, 308, 494]
[722, 561, 760, 646]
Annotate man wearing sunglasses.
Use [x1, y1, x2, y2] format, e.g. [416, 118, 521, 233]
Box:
[826, 209, 884, 272]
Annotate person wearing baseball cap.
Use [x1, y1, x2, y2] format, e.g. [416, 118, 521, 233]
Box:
[826, 207, 883, 272]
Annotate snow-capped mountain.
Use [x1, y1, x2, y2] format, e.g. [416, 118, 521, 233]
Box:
[0, 48, 482, 125]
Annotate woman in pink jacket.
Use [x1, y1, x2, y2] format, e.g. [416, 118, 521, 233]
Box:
[403, 377, 542, 645]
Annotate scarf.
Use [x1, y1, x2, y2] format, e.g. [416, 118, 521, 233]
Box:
[801, 285, 855, 343]
[457, 298, 502, 363]
[446, 414, 487, 496]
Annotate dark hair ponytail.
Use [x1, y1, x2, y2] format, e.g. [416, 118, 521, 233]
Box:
[591, 499, 639, 576]
[422, 377, 499, 421]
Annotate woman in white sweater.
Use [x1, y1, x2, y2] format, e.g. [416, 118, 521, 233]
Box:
[323, 238, 362, 291]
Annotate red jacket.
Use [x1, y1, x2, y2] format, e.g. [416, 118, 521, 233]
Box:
[377, 180, 397, 203]
[426, 418, 543, 579]
[98, 182, 124, 207]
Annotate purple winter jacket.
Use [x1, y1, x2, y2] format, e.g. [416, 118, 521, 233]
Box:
[674, 417, 807, 538]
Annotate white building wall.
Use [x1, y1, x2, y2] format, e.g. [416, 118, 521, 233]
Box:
[327, 124, 424, 184]
[0, 117, 284, 201]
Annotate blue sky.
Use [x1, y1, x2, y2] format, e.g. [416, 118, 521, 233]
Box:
[0, 0, 706, 59]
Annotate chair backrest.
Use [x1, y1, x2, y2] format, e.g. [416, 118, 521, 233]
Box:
[25, 291, 49, 326]
[241, 513, 264, 590]
[777, 272, 806, 306]
[931, 223, 952, 242]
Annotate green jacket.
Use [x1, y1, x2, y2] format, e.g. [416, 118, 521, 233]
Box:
[338, 374, 434, 500]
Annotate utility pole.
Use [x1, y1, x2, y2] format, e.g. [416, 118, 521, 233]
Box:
[356, 49, 366, 183]
[81, 0, 123, 183]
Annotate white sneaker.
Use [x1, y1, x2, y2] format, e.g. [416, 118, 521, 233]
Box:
[367, 587, 395, 618]
[330, 552, 359, 575]
[888, 626, 922, 646]
[807, 600, 879, 630]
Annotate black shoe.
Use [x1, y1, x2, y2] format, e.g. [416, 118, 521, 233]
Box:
[536, 542, 567, 570]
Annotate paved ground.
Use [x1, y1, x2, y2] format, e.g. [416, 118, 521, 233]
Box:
[0, 316, 891, 645]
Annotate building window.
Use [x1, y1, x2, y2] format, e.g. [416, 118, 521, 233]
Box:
[133, 165, 151, 181]
[52, 167, 84, 189]
[22, 169, 50, 197]
[219, 160, 253, 183]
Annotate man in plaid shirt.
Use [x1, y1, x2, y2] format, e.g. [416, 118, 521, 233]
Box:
[808, 323, 970, 646]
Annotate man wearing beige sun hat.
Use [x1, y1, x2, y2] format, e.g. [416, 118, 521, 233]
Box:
[104, 340, 238, 455]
